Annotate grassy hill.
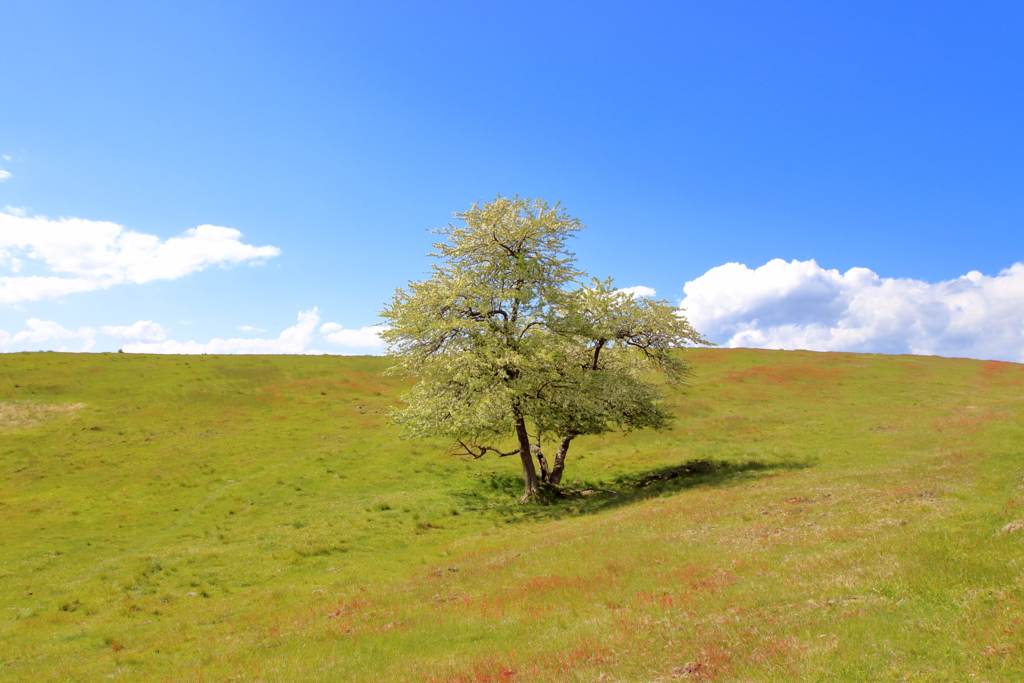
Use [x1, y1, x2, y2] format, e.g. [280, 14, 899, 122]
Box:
[1, 348, 1023, 681]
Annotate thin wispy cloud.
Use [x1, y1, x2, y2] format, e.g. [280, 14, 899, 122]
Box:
[0, 170, 11, 182]
[0, 212, 280, 304]
[682, 259, 1024, 363]
[100, 321, 168, 343]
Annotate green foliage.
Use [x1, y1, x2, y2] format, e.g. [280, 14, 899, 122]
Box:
[564, 276, 707, 380]
[381, 196, 583, 441]
[381, 197, 708, 491]
[532, 277, 708, 445]
[532, 366, 673, 441]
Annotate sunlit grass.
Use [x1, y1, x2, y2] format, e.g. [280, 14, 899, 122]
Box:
[1, 349, 1023, 681]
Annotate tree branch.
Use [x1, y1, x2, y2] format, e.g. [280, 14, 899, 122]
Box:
[517, 320, 547, 341]
[455, 440, 519, 459]
[592, 338, 607, 370]
[492, 232, 519, 257]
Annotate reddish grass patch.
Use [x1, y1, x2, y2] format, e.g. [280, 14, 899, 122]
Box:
[671, 644, 734, 681]
[979, 360, 1024, 387]
[933, 409, 1005, 434]
[723, 364, 846, 387]
[431, 656, 523, 683]
[553, 639, 614, 673]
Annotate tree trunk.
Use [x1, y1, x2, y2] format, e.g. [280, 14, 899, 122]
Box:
[548, 435, 574, 486]
[515, 417, 539, 502]
[531, 444, 550, 483]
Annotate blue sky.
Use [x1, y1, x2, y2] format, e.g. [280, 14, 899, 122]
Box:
[1, 1, 1023, 359]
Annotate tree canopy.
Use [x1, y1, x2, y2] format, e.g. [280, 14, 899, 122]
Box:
[520, 277, 708, 484]
[380, 196, 708, 501]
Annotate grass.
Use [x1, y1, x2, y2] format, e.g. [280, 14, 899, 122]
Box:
[1, 348, 1023, 681]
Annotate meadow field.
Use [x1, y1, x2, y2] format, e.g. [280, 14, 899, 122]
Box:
[1, 348, 1023, 682]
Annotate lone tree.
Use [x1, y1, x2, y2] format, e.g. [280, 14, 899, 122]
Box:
[381, 196, 707, 501]
[530, 277, 705, 485]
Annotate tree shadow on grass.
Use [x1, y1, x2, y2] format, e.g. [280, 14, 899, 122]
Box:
[454, 457, 815, 523]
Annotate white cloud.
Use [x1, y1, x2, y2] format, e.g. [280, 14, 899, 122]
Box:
[320, 322, 387, 348]
[0, 318, 95, 351]
[120, 311, 388, 355]
[617, 285, 657, 298]
[0, 170, 10, 182]
[681, 259, 1024, 362]
[124, 308, 322, 354]
[238, 325, 265, 333]
[0, 310, 385, 356]
[3, 206, 26, 217]
[100, 320, 168, 342]
[0, 250, 23, 272]
[0, 275, 99, 301]
[0, 213, 280, 304]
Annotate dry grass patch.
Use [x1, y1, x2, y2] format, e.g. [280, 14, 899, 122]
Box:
[0, 401, 82, 431]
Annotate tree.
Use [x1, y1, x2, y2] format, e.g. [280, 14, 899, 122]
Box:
[380, 196, 708, 501]
[531, 363, 673, 485]
[529, 278, 708, 485]
[381, 196, 583, 501]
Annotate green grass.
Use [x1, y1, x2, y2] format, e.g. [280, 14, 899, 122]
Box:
[1, 348, 1023, 681]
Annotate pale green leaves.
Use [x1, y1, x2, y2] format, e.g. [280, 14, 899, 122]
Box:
[380, 195, 709, 452]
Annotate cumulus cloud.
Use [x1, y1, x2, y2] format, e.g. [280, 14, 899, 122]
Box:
[320, 322, 387, 349]
[681, 259, 1024, 362]
[0, 318, 95, 351]
[0, 308, 385, 356]
[100, 320, 168, 343]
[0, 212, 280, 304]
[117, 311, 387, 355]
[123, 308, 322, 354]
[617, 285, 657, 298]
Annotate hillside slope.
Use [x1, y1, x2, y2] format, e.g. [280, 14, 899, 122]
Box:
[1, 349, 1023, 681]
